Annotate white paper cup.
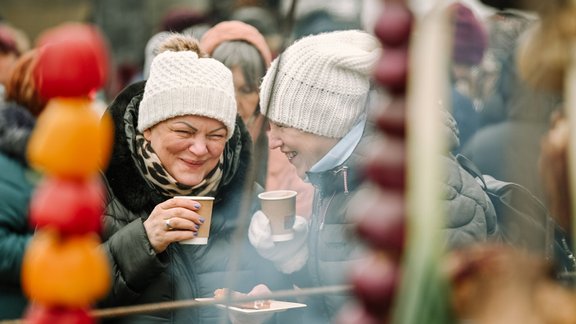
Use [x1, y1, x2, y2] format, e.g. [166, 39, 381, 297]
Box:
[258, 190, 297, 242]
[174, 196, 214, 245]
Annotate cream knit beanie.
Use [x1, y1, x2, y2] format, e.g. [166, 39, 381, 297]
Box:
[138, 50, 237, 138]
[260, 30, 381, 138]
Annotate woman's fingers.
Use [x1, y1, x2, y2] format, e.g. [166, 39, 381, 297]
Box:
[155, 198, 206, 225]
[145, 198, 210, 253]
[162, 216, 201, 232]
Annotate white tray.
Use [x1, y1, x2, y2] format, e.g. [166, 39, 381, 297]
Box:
[196, 298, 307, 314]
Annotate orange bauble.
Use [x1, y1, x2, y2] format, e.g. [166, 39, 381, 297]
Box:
[22, 230, 111, 308]
[27, 97, 113, 179]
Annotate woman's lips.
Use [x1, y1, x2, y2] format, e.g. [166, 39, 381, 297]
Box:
[181, 158, 204, 167]
[285, 151, 297, 161]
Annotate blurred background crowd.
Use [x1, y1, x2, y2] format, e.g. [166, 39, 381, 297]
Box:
[0, 0, 495, 102]
[3, 0, 575, 323]
[1, 0, 378, 102]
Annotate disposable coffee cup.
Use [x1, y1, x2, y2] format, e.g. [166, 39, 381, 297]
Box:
[174, 196, 214, 245]
[258, 190, 297, 242]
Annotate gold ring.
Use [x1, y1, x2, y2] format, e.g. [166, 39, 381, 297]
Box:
[165, 219, 174, 231]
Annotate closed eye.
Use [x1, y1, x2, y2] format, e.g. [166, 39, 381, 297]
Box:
[174, 129, 192, 135]
[208, 134, 225, 140]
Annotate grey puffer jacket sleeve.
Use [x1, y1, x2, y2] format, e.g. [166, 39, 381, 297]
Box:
[442, 109, 498, 249]
[441, 154, 498, 249]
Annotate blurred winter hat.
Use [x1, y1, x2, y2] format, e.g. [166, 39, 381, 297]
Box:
[142, 31, 171, 80]
[260, 30, 380, 138]
[160, 7, 210, 33]
[451, 2, 488, 66]
[200, 20, 272, 67]
[138, 37, 237, 138]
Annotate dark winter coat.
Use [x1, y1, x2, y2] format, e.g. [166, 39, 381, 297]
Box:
[292, 115, 497, 323]
[294, 137, 368, 324]
[0, 102, 36, 320]
[99, 81, 288, 324]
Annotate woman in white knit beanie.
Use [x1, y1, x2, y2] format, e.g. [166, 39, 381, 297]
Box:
[99, 34, 290, 323]
[248, 29, 382, 323]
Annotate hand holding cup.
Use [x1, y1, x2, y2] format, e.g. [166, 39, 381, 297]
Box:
[257, 190, 297, 242]
[143, 196, 212, 253]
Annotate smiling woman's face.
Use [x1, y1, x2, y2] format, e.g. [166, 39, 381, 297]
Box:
[143, 115, 228, 186]
[267, 122, 339, 179]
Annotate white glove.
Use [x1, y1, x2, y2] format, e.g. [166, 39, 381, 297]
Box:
[249, 211, 309, 274]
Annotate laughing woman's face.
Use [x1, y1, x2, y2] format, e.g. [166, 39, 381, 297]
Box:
[267, 122, 339, 179]
[144, 115, 228, 186]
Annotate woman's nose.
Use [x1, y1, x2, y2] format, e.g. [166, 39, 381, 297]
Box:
[267, 129, 282, 150]
[188, 138, 209, 155]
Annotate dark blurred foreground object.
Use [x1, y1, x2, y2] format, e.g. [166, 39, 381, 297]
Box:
[478, 0, 545, 11]
[540, 113, 572, 246]
[335, 2, 411, 323]
[34, 23, 109, 100]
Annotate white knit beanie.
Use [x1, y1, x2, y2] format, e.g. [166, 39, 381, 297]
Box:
[138, 50, 237, 139]
[260, 30, 381, 138]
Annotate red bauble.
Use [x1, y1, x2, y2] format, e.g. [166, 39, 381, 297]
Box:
[24, 304, 94, 324]
[34, 23, 109, 99]
[29, 177, 105, 235]
[374, 3, 413, 47]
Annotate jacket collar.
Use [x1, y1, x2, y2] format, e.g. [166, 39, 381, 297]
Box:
[0, 101, 35, 165]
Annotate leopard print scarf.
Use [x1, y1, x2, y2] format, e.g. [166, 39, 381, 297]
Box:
[124, 98, 224, 198]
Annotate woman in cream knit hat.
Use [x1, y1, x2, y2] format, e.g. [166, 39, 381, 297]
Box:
[99, 34, 289, 323]
[248, 29, 382, 323]
[248, 28, 498, 324]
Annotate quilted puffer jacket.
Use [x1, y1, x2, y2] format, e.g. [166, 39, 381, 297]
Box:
[291, 113, 497, 324]
[442, 109, 498, 248]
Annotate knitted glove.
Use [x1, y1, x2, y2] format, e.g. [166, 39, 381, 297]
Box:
[249, 211, 309, 274]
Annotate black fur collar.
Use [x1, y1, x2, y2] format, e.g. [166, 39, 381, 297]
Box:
[0, 101, 35, 165]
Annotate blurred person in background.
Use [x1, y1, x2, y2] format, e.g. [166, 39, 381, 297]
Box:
[128, 7, 212, 86]
[200, 21, 272, 163]
[0, 23, 29, 102]
[200, 20, 314, 217]
[449, 1, 489, 151]
[460, 4, 561, 203]
[0, 49, 47, 320]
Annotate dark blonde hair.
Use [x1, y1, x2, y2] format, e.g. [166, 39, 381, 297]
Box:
[157, 33, 208, 58]
[5, 50, 47, 117]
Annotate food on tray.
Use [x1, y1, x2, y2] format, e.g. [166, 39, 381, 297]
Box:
[214, 288, 271, 309]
